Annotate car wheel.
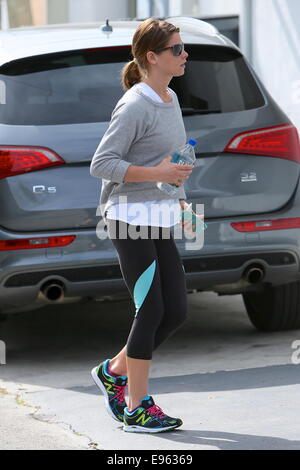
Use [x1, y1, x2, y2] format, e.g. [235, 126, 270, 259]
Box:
[242, 281, 300, 331]
[0, 312, 8, 322]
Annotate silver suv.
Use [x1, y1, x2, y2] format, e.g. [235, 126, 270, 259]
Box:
[0, 16, 299, 331]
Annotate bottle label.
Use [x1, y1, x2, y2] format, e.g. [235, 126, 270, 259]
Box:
[167, 147, 195, 189]
[171, 153, 193, 165]
[171, 152, 181, 164]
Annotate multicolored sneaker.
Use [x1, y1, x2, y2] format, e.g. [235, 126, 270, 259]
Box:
[91, 359, 127, 422]
[123, 395, 183, 433]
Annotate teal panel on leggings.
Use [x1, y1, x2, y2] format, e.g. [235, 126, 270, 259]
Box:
[133, 260, 156, 317]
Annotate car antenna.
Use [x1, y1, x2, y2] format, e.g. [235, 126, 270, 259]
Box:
[101, 19, 113, 32]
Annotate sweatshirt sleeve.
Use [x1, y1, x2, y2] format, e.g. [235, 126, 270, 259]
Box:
[90, 101, 141, 183]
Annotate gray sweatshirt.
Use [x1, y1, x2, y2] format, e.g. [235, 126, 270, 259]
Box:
[90, 85, 187, 222]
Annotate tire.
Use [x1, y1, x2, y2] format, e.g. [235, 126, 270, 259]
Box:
[0, 313, 8, 322]
[242, 281, 300, 331]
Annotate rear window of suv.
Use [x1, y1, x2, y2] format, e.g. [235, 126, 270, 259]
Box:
[174, 44, 265, 115]
[0, 44, 265, 125]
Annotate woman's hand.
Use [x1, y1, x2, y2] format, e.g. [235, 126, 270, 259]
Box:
[179, 200, 205, 235]
[179, 199, 190, 211]
[154, 156, 193, 186]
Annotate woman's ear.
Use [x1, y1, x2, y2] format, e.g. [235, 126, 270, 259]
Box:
[146, 50, 158, 66]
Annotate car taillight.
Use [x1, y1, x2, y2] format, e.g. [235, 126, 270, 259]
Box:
[224, 124, 300, 163]
[0, 235, 76, 251]
[231, 218, 300, 232]
[0, 146, 65, 179]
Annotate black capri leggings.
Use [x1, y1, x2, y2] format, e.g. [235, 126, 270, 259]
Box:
[107, 218, 188, 360]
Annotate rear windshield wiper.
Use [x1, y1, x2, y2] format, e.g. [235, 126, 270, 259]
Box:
[181, 108, 222, 115]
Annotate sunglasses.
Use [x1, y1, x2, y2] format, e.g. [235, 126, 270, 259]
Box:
[154, 43, 185, 57]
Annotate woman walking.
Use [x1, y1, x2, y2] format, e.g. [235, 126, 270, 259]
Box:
[90, 18, 195, 433]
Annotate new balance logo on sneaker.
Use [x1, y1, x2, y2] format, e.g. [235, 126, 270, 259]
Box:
[123, 395, 183, 433]
[91, 358, 128, 422]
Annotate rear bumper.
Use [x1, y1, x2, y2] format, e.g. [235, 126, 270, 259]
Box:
[0, 224, 300, 313]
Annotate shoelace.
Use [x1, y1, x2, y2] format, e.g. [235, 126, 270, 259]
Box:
[113, 383, 127, 403]
[147, 404, 166, 418]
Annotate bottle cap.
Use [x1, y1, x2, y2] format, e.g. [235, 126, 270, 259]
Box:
[188, 139, 198, 147]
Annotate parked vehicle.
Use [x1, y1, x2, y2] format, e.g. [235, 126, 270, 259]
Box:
[0, 16, 299, 331]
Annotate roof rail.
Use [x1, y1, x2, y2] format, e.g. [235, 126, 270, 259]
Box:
[166, 16, 219, 35]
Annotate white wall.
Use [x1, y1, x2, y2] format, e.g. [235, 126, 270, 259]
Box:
[137, 0, 169, 17]
[68, 0, 129, 22]
[240, 0, 300, 132]
[197, 0, 242, 17]
[168, 0, 241, 17]
[138, 0, 241, 18]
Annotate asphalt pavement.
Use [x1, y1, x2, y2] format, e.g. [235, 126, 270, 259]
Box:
[0, 291, 300, 450]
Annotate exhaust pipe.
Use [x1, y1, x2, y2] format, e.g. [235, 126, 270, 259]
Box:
[242, 264, 265, 284]
[40, 279, 65, 302]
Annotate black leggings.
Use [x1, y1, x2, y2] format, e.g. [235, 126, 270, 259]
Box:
[107, 219, 188, 360]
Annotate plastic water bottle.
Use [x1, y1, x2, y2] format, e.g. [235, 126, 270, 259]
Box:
[157, 139, 198, 196]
